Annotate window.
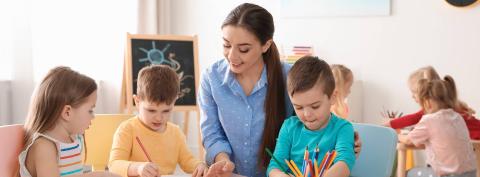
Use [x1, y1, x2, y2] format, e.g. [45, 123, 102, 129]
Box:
[31, 0, 137, 81]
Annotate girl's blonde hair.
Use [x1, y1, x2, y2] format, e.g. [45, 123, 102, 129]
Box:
[330, 64, 353, 118]
[408, 66, 440, 91]
[411, 66, 475, 115]
[23, 66, 97, 150]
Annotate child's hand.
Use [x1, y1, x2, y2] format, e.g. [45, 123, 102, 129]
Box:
[192, 162, 208, 177]
[136, 162, 159, 177]
[204, 160, 235, 177]
[268, 169, 295, 177]
[273, 173, 294, 177]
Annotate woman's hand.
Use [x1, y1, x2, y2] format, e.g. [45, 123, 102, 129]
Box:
[204, 160, 235, 177]
[354, 131, 362, 158]
[192, 162, 208, 177]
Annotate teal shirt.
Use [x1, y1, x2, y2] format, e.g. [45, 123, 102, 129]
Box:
[267, 113, 355, 175]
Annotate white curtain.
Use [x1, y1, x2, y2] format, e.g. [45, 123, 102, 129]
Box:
[1, 0, 138, 124]
[137, 0, 171, 35]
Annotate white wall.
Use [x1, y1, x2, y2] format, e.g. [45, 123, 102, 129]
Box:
[170, 0, 480, 124]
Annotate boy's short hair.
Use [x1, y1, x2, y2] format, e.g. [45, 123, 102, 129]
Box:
[136, 65, 179, 105]
[287, 56, 335, 98]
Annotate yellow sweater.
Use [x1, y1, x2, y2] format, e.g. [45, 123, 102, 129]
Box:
[108, 117, 202, 177]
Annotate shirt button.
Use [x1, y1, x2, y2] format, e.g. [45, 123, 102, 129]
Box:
[244, 160, 248, 163]
[245, 123, 249, 127]
[244, 142, 248, 145]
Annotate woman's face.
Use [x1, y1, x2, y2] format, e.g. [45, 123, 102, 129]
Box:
[222, 25, 271, 74]
[408, 79, 420, 103]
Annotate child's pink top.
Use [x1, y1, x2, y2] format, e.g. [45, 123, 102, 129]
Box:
[408, 109, 476, 176]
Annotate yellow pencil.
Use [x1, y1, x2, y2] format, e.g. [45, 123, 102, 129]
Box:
[326, 151, 337, 170]
[290, 160, 304, 177]
[314, 159, 319, 177]
[284, 159, 299, 177]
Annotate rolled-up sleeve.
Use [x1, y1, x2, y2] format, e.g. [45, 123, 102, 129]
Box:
[408, 118, 430, 146]
[198, 69, 232, 165]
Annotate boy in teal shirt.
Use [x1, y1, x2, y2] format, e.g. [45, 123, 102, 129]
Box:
[268, 56, 355, 177]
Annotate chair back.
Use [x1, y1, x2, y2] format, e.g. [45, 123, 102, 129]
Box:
[350, 123, 398, 177]
[84, 114, 132, 171]
[0, 124, 24, 177]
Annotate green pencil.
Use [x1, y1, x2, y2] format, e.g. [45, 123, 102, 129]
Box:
[265, 148, 289, 174]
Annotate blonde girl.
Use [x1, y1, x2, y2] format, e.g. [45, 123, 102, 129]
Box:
[330, 64, 353, 119]
[18, 66, 120, 177]
[399, 76, 476, 177]
[386, 66, 480, 139]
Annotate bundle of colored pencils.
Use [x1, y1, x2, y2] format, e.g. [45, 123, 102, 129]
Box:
[266, 146, 337, 177]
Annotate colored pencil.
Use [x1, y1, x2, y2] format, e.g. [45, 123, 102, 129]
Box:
[290, 160, 304, 177]
[135, 136, 152, 162]
[285, 159, 299, 177]
[326, 151, 337, 170]
[265, 148, 289, 174]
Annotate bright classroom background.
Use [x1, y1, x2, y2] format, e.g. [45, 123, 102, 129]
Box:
[1, 0, 479, 168]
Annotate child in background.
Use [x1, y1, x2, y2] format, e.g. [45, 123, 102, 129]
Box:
[398, 76, 476, 177]
[384, 66, 480, 140]
[330, 64, 353, 119]
[108, 65, 207, 177]
[18, 66, 120, 177]
[268, 56, 355, 177]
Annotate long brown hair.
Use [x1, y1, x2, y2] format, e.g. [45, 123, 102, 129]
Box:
[222, 3, 287, 168]
[23, 66, 97, 151]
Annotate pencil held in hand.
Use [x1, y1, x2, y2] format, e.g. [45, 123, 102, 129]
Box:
[135, 136, 153, 162]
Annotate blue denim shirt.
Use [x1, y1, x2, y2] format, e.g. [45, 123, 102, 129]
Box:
[198, 59, 293, 177]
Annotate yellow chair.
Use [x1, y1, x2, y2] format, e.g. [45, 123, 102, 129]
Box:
[84, 114, 133, 171]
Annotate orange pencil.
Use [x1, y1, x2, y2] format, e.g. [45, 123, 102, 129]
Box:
[326, 151, 337, 170]
[304, 161, 310, 177]
[135, 136, 153, 162]
[318, 151, 332, 177]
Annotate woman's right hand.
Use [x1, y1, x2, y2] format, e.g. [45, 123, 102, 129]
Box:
[205, 160, 235, 177]
[136, 162, 159, 177]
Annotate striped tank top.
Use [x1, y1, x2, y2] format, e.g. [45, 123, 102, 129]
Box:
[19, 133, 84, 177]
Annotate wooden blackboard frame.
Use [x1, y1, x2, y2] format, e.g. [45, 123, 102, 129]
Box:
[122, 33, 199, 113]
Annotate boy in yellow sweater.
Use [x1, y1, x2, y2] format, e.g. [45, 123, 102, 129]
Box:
[108, 65, 207, 177]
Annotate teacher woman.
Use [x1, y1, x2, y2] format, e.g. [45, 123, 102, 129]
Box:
[198, 3, 360, 177]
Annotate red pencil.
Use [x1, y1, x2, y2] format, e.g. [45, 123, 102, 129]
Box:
[135, 136, 153, 162]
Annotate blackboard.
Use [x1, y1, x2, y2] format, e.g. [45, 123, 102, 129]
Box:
[124, 34, 199, 112]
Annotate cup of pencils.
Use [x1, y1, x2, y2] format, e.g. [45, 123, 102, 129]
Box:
[381, 107, 403, 119]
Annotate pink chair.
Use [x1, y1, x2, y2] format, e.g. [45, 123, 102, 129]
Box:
[0, 124, 24, 177]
